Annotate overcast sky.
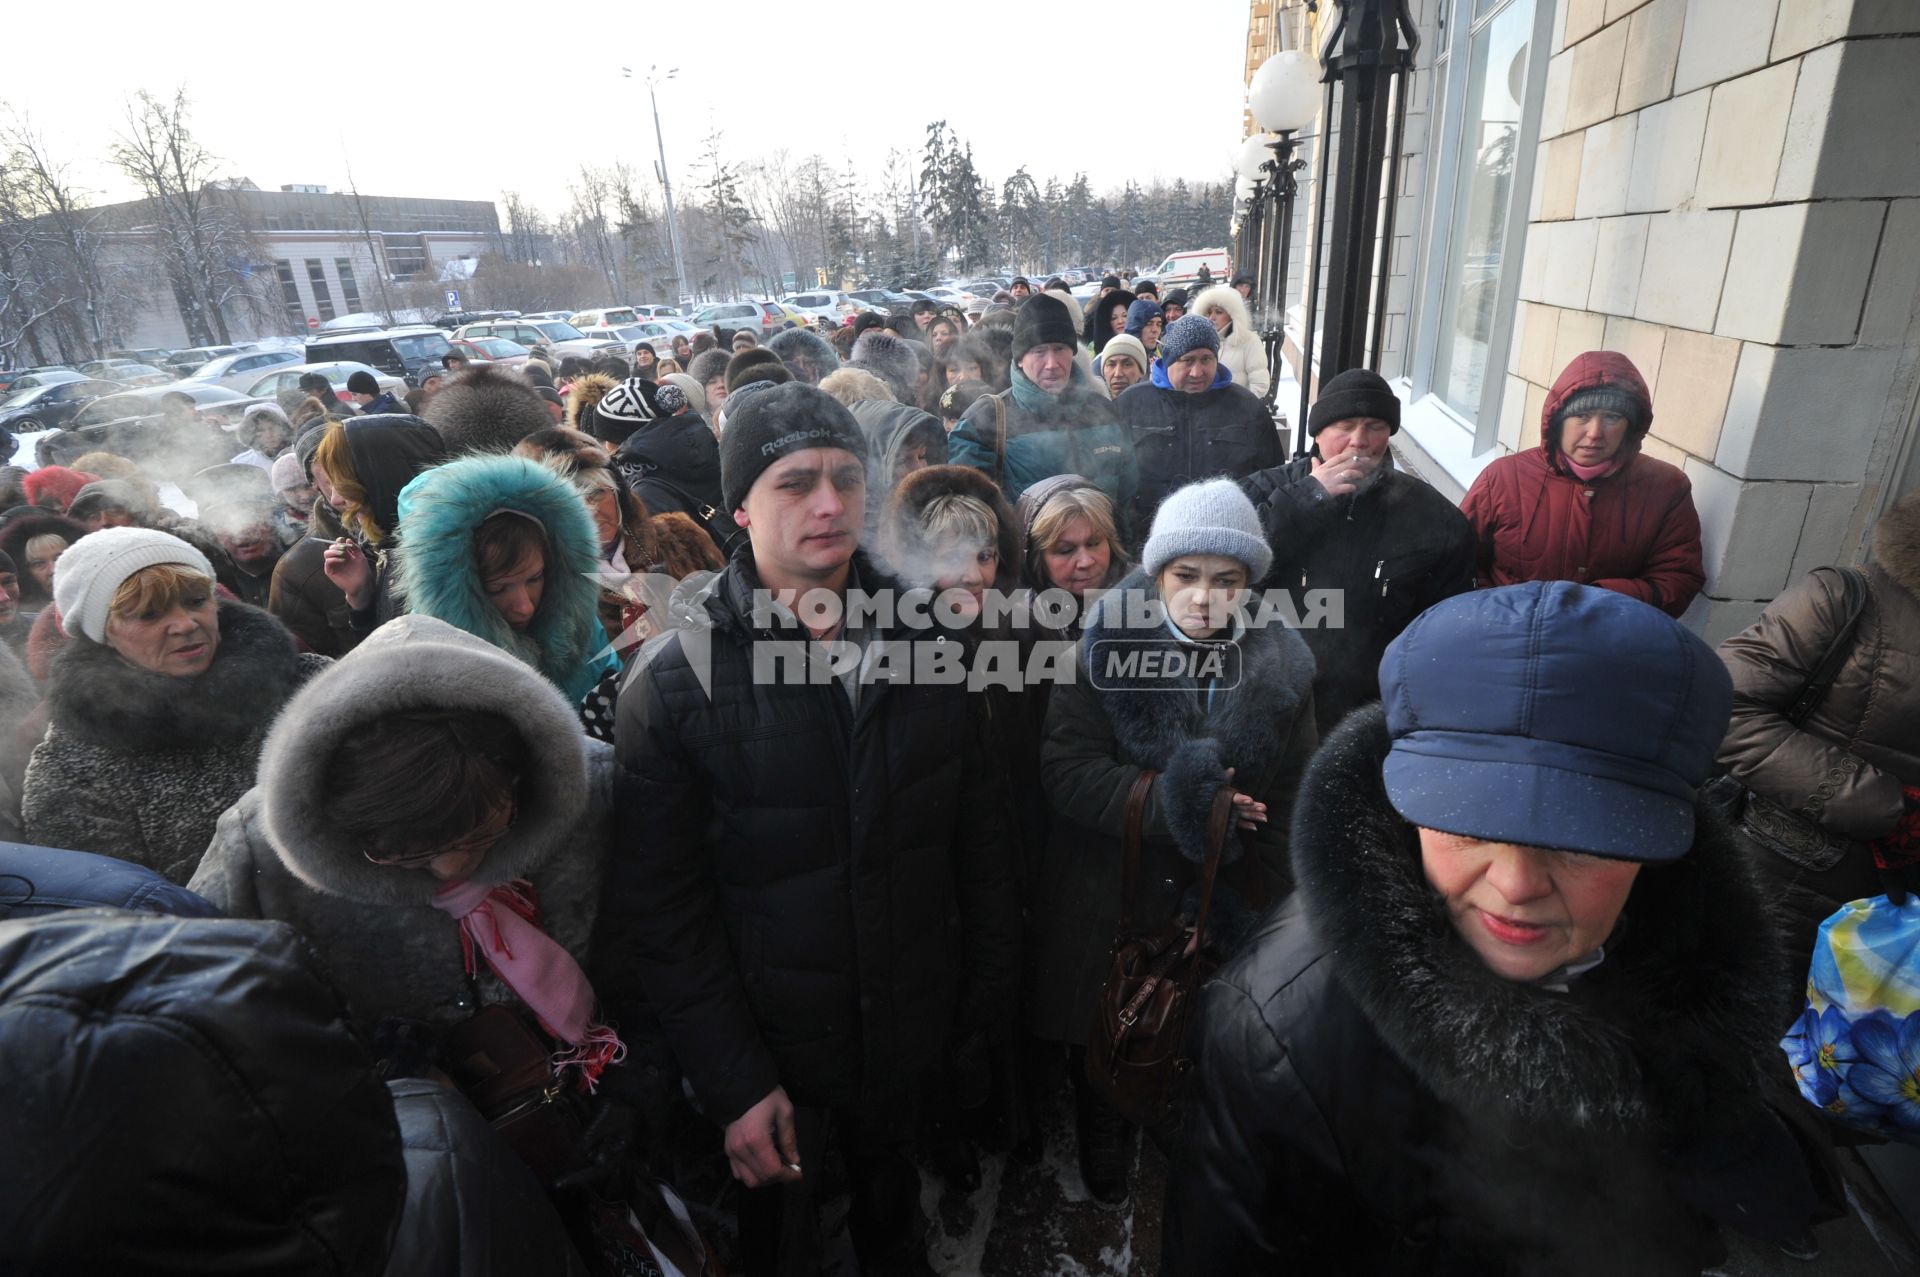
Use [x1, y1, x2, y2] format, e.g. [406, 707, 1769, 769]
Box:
[7, 1, 1252, 216]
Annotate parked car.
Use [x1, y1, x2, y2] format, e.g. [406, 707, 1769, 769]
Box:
[451, 318, 614, 363]
[569, 307, 643, 330]
[0, 377, 125, 437]
[306, 325, 457, 387]
[180, 349, 304, 391]
[315, 313, 389, 334]
[244, 361, 405, 401]
[922, 286, 976, 308]
[2, 369, 84, 393]
[631, 318, 698, 344]
[449, 336, 532, 368]
[689, 300, 781, 337]
[634, 304, 682, 320]
[105, 347, 175, 365]
[79, 360, 173, 387]
[429, 309, 520, 330]
[163, 345, 245, 376]
[40, 382, 259, 469]
[780, 292, 859, 322]
[518, 311, 574, 322]
[846, 288, 917, 314]
[0, 366, 75, 394]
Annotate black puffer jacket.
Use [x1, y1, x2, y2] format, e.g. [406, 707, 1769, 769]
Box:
[601, 551, 1018, 1125]
[0, 911, 581, 1276]
[1242, 458, 1475, 736]
[612, 412, 731, 558]
[1164, 707, 1819, 1275]
[1116, 378, 1283, 544]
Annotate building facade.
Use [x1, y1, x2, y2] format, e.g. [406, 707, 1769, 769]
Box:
[98, 183, 502, 348]
[1253, 0, 1920, 642]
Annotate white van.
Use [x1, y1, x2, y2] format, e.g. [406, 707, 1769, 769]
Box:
[1146, 247, 1232, 288]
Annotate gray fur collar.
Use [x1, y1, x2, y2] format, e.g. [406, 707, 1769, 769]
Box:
[1873, 492, 1920, 596]
[256, 615, 591, 907]
[46, 600, 304, 752]
[1082, 569, 1315, 862]
[1293, 706, 1787, 1136]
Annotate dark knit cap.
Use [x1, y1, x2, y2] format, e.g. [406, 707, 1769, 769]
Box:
[1101, 274, 1121, 290]
[726, 347, 792, 393]
[534, 386, 564, 407]
[1554, 385, 1645, 429]
[1011, 276, 1031, 289]
[1161, 287, 1190, 311]
[1308, 368, 1401, 436]
[345, 370, 380, 396]
[294, 424, 327, 479]
[0, 549, 13, 576]
[720, 382, 868, 513]
[1012, 294, 1081, 364]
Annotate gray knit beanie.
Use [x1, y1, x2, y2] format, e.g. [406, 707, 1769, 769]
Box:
[1158, 314, 1222, 367]
[1141, 478, 1272, 581]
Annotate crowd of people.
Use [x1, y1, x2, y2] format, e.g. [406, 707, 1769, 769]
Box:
[0, 272, 1915, 1277]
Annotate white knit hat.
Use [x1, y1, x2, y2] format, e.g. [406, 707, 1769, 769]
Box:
[1101, 334, 1151, 375]
[1142, 478, 1272, 581]
[54, 527, 215, 643]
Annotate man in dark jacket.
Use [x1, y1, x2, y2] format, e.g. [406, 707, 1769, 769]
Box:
[603, 383, 1016, 1275]
[948, 293, 1137, 531]
[1242, 367, 1474, 736]
[1115, 313, 1283, 542]
[346, 369, 405, 417]
[606, 379, 740, 561]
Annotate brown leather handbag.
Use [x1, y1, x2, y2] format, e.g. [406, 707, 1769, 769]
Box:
[1085, 770, 1237, 1136]
[440, 1004, 590, 1188]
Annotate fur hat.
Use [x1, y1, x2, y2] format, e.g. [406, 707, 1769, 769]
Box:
[1012, 294, 1081, 364]
[687, 349, 731, 388]
[1158, 314, 1222, 367]
[726, 347, 792, 392]
[719, 383, 866, 513]
[563, 372, 620, 433]
[1308, 368, 1400, 436]
[848, 331, 920, 403]
[23, 467, 99, 512]
[767, 327, 842, 382]
[1141, 477, 1271, 582]
[422, 362, 551, 454]
[55, 527, 215, 643]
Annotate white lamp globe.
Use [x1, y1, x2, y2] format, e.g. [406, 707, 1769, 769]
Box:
[1250, 49, 1321, 134]
[1236, 134, 1277, 183]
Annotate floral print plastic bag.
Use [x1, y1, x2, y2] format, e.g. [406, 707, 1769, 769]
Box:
[1782, 894, 1920, 1141]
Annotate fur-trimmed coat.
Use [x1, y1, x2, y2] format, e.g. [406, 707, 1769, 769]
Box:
[1718, 491, 1920, 842]
[394, 453, 619, 705]
[22, 601, 327, 883]
[1164, 706, 1818, 1275]
[1190, 285, 1270, 399]
[189, 616, 613, 1062]
[1028, 570, 1317, 1043]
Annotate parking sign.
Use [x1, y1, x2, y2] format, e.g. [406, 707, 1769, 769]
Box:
[445, 289, 461, 310]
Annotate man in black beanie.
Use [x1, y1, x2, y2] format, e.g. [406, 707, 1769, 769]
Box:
[601, 379, 1016, 1277]
[1241, 365, 1474, 735]
[945, 293, 1137, 524]
[344, 370, 403, 416]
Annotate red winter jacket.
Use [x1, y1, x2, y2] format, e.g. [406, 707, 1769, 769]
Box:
[1460, 351, 1704, 617]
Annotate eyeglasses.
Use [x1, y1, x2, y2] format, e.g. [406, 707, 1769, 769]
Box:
[363, 794, 517, 868]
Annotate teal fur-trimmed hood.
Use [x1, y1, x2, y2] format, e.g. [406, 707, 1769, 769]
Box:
[394, 454, 612, 703]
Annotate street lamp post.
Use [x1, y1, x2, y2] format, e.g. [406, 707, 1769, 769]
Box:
[1244, 43, 1322, 451]
[628, 65, 690, 307]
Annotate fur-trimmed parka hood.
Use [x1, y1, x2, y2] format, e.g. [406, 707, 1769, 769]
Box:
[255, 615, 592, 907]
[878, 463, 1021, 593]
[46, 599, 309, 753]
[1292, 704, 1788, 1136]
[1872, 488, 1920, 596]
[0, 513, 87, 607]
[1191, 284, 1252, 336]
[394, 453, 612, 703]
[1080, 568, 1316, 864]
[563, 372, 619, 434]
[422, 362, 551, 455]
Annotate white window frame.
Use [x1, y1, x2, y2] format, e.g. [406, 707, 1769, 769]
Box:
[1400, 0, 1557, 487]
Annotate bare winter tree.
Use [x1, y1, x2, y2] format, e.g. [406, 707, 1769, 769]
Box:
[565, 164, 625, 304]
[109, 88, 274, 345]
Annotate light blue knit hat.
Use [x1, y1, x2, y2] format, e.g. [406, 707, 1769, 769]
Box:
[1142, 478, 1271, 581]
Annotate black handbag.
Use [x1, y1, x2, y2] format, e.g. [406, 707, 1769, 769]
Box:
[1708, 566, 1870, 871]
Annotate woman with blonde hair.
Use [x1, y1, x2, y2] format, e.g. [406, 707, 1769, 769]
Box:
[1017, 475, 1130, 640]
[22, 528, 327, 881]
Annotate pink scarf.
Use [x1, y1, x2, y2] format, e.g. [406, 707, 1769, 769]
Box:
[1563, 455, 1624, 482]
[432, 877, 625, 1092]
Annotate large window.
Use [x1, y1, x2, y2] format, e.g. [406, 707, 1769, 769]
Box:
[272, 260, 304, 328]
[335, 258, 363, 312]
[1409, 0, 1552, 453]
[305, 259, 336, 321]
